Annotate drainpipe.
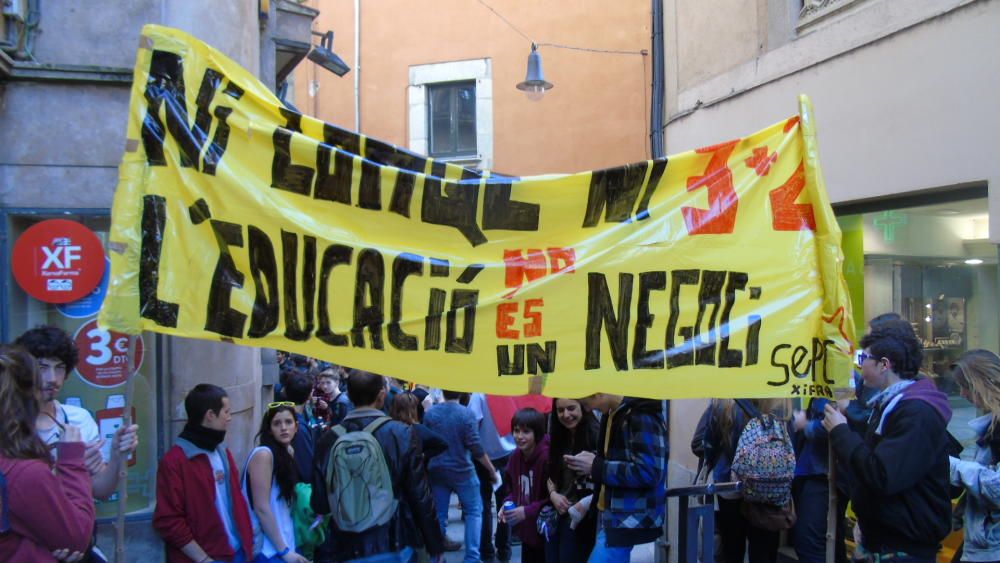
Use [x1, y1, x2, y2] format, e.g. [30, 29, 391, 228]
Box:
[650, 0, 666, 159]
[354, 0, 360, 131]
[652, 4, 669, 558]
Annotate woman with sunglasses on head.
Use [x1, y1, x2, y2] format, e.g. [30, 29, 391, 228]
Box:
[949, 349, 1000, 563]
[243, 402, 309, 563]
[0, 345, 95, 562]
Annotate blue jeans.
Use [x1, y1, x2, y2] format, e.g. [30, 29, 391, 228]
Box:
[220, 552, 248, 563]
[546, 513, 597, 563]
[792, 476, 847, 563]
[588, 523, 633, 563]
[870, 555, 934, 563]
[431, 470, 482, 563]
[347, 547, 416, 563]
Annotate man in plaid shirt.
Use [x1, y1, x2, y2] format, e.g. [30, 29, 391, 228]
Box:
[565, 394, 668, 562]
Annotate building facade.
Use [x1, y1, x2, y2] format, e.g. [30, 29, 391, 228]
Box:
[293, 0, 656, 175]
[0, 1, 317, 558]
[662, 0, 999, 559]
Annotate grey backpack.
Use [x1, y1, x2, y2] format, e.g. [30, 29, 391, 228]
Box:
[325, 414, 398, 532]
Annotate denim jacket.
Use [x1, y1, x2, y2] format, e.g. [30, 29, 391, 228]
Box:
[951, 414, 1000, 562]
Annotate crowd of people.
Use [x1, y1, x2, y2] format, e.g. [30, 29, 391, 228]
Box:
[1, 313, 1000, 563]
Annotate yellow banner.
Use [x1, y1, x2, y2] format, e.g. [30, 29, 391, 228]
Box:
[100, 25, 855, 399]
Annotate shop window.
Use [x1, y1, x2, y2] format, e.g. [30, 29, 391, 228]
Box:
[838, 196, 996, 458]
[1, 211, 161, 518]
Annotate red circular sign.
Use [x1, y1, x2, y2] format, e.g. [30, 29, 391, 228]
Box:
[73, 319, 144, 388]
[11, 219, 106, 304]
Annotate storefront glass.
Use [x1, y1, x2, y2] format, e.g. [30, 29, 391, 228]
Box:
[2, 211, 159, 518]
[839, 196, 997, 456]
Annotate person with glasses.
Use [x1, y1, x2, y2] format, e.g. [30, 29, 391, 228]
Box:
[0, 345, 95, 562]
[15, 326, 139, 499]
[154, 384, 255, 563]
[242, 402, 309, 563]
[785, 311, 902, 563]
[823, 320, 953, 563]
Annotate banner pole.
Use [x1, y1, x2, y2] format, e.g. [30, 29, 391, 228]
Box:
[826, 437, 837, 563]
[114, 334, 137, 563]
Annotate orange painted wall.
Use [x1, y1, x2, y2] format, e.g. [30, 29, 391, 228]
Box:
[293, 0, 652, 176]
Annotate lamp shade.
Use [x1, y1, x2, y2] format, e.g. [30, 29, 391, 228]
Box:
[308, 31, 350, 77]
[516, 44, 553, 101]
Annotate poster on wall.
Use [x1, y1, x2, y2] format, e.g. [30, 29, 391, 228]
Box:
[7, 216, 156, 518]
[59, 317, 155, 516]
[73, 318, 145, 388]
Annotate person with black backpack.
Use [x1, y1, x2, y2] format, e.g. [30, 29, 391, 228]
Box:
[310, 370, 444, 563]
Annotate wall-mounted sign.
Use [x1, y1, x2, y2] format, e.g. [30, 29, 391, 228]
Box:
[73, 319, 144, 388]
[12, 219, 106, 304]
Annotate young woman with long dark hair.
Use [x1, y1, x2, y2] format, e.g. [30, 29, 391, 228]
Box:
[0, 345, 95, 561]
[243, 403, 309, 563]
[544, 397, 600, 563]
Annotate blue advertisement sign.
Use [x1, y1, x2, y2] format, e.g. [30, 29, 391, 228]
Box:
[57, 257, 110, 319]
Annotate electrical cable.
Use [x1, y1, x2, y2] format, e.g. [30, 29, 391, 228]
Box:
[476, 0, 646, 56]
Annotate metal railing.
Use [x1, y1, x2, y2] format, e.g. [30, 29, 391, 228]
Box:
[666, 481, 742, 563]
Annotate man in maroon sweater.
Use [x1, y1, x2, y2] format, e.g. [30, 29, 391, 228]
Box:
[154, 384, 254, 563]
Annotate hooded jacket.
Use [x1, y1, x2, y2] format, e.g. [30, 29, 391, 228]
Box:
[504, 435, 550, 549]
[830, 377, 953, 558]
[0, 443, 94, 562]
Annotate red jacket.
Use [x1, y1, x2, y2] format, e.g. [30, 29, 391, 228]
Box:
[153, 440, 254, 562]
[0, 442, 95, 561]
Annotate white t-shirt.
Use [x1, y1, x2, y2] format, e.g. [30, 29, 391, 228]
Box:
[242, 446, 296, 557]
[207, 449, 243, 551]
[37, 402, 104, 462]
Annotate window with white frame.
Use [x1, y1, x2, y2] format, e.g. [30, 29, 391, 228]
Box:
[408, 59, 493, 169]
[427, 81, 477, 159]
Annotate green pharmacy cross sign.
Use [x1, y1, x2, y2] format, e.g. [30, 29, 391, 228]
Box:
[873, 210, 908, 242]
